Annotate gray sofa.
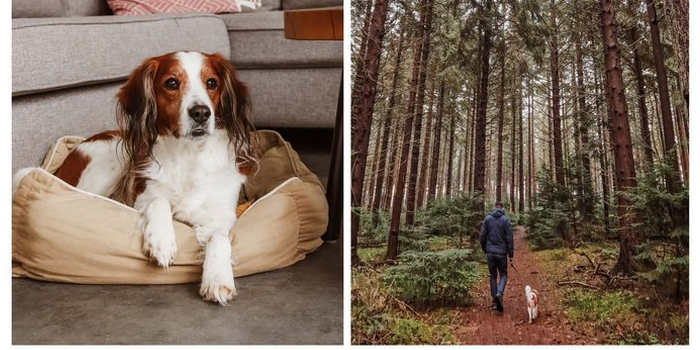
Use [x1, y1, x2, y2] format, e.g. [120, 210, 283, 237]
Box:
[12, 0, 342, 174]
[12, 0, 342, 344]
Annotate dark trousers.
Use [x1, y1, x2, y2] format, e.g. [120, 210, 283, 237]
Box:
[487, 253, 508, 301]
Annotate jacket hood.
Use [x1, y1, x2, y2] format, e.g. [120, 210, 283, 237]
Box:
[490, 208, 505, 218]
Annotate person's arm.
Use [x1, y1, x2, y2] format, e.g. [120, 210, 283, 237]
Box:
[506, 219, 514, 259]
[479, 218, 488, 253]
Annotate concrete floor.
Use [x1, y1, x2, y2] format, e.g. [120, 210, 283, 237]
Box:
[12, 128, 343, 345]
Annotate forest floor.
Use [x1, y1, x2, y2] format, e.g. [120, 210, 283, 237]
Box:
[353, 225, 688, 345]
[453, 226, 595, 344]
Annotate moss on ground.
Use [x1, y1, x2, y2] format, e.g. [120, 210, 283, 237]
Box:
[357, 246, 386, 264]
[535, 243, 688, 344]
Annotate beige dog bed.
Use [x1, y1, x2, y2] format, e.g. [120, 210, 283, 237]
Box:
[12, 130, 328, 284]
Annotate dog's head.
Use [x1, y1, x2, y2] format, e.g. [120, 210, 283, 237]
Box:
[116, 51, 256, 165]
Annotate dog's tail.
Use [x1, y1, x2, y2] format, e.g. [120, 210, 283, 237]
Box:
[525, 285, 531, 294]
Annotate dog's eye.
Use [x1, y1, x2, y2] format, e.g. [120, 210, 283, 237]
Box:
[206, 78, 218, 89]
[164, 78, 179, 90]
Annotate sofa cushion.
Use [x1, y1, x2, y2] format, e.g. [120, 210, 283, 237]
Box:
[12, 13, 230, 96]
[239, 67, 340, 128]
[282, 0, 342, 9]
[219, 11, 342, 69]
[12, 82, 123, 173]
[12, 0, 112, 18]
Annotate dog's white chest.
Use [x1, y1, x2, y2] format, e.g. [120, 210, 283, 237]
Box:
[142, 132, 244, 220]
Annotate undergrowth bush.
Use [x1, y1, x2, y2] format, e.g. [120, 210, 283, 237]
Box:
[382, 249, 482, 307]
[521, 172, 571, 250]
[413, 193, 484, 243]
[389, 318, 455, 344]
[398, 235, 429, 253]
[563, 289, 639, 326]
[354, 206, 389, 246]
[562, 288, 676, 344]
[352, 266, 458, 344]
[627, 166, 689, 301]
[357, 246, 386, 263]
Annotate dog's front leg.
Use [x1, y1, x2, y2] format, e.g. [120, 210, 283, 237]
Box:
[135, 188, 178, 268]
[200, 229, 236, 305]
[184, 194, 238, 304]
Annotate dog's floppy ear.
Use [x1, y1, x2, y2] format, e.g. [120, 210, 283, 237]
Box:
[209, 53, 257, 167]
[116, 58, 159, 165]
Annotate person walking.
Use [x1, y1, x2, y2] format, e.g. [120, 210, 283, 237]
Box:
[479, 201, 513, 312]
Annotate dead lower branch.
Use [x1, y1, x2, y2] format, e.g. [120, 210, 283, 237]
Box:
[557, 280, 601, 290]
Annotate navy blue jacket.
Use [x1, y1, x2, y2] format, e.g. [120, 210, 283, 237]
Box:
[479, 208, 513, 258]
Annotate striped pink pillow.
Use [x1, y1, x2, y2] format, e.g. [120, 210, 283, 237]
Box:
[107, 0, 257, 15]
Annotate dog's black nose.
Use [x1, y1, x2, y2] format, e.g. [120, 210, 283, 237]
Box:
[188, 105, 211, 124]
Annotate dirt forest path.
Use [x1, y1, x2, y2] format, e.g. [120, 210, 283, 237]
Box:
[454, 226, 595, 345]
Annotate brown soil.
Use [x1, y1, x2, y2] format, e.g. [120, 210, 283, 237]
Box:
[454, 226, 597, 344]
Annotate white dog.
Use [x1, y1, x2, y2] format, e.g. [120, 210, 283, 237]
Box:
[525, 285, 539, 324]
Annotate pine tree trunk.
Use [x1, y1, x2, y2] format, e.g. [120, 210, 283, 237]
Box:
[510, 78, 516, 211]
[383, 113, 401, 209]
[366, 118, 383, 207]
[562, 104, 570, 189]
[472, 0, 493, 208]
[468, 87, 477, 194]
[594, 69, 611, 236]
[351, 0, 389, 265]
[457, 148, 464, 193]
[599, 0, 638, 274]
[665, 0, 689, 109]
[674, 97, 689, 184]
[528, 82, 535, 208]
[427, 81, 445, 203]
[371, 21, 406, 227]
[386, 0, 430, 260]
[351, 0, 375, 115]
[353, 0, 372, 78]
[496, 46, 506, 203]
[417, 83, 437, 208]
[463, 90, 473, 193]
[438, 124, 448, 197]
[405, 0, 435, 226]
[518, 71, 524, 213]
[629, 23, 655, 170]
[446, 110, 456, 198]
[574, 34, 594, 221]
[547, 88, 554, 180]
[485, 129, 492, 199]
[550, 0, 564, 186]
[646, 0, 681, 193]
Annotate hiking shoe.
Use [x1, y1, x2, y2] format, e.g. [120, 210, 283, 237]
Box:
[491, 302, 498, 310]
[495, 295, 504, 312]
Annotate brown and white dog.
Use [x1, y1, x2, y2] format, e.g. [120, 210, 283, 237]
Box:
[525, 285, 539, 323]
[16, 51, 256, 305]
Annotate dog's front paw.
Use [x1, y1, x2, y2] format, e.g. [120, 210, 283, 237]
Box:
[200, 234, 236, 305]
[200, 265, 236, 305]
[141, 218, 178, 267]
